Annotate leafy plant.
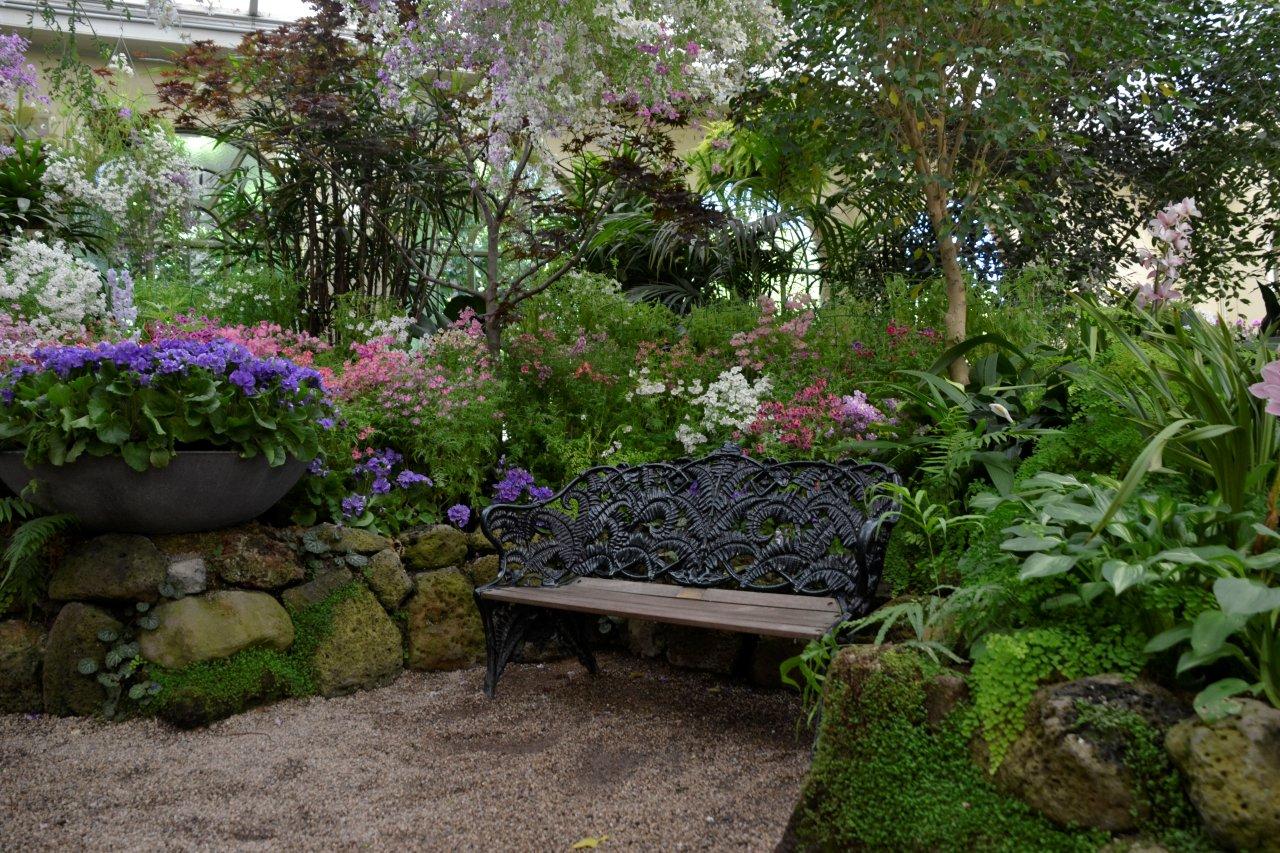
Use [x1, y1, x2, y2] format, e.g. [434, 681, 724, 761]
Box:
[0, 492, 76, 613]
[1076, 298, 1278, 520]
[0, 338, 331, 471]
[77, 597, 169, 719]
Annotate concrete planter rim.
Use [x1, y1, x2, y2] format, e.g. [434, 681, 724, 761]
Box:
[0, 449, 308, 535]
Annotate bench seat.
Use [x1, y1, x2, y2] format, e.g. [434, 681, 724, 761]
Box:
[479, 577, 843, 640]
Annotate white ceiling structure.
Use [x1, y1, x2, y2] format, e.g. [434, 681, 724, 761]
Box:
[1, 0, 308, 53]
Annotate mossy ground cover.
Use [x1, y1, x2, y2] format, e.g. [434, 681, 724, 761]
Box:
[795, 649, 1104, 852]
[148, 582, 364, 726]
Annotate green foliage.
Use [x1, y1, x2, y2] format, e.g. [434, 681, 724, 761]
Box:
[0, 494, 75, 615]
[969, 626, 1146, 770]
[1078, 299, 1278, 517]
[0, 346, 328, 472]
[134, 266, 303, 330]
[798, 647, 1103, 852]
[874, 483, 980, 592]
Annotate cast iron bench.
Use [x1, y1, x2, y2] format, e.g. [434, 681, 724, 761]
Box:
[475, 443, 902, 697]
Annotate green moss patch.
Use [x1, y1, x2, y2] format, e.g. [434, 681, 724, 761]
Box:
[149, 582, 363, 727]
[795, 648, 1103, 852]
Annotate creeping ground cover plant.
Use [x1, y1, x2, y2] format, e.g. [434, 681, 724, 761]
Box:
[0, 338, 331, 470]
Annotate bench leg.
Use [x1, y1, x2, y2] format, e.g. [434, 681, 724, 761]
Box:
[553, 612, 598, 676]
[476, 597, 600, 697]
[476, 597, 542, 698]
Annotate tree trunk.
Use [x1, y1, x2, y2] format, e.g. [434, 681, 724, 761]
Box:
[925, 183, 969, 386]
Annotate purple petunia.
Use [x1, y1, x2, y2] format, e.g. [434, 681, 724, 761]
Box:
[446, 504, 470, 528]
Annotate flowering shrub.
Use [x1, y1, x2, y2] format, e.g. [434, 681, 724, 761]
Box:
[0, 33, 43, 115]
[41, 127, 196, 268]
[748, 379, 894, 455]
[0, 237, 110, 339]
[0, 338, 330, 471]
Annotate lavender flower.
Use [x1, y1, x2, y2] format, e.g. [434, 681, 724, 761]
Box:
[341, 494, 367, 517]
[395, 469, 432, 489]
[447, 504, 471, 528]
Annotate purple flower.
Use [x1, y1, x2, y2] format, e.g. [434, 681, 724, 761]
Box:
[371, 477, 392, 495]
[395, 469, 432, 489]
[318, 417, 335, 429]
[446, 504, 470, 528]
[341, 494, 367, 517]
[307, 458, 330, 476]
[493, 466, 536, 502]
[528, 485, 553, 502]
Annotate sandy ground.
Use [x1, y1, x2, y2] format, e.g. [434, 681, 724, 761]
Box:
[0, 652, 810, 852]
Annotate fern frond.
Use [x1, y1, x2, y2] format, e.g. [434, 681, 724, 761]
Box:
[1, 513, 77, 590]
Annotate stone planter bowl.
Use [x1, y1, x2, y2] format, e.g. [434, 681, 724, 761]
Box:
[0, 450, 309, 534]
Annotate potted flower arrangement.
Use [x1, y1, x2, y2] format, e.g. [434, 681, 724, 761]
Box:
[0, 338, 331, 533]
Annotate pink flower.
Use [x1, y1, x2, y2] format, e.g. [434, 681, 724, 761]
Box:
[1250, 360, 1280, 416]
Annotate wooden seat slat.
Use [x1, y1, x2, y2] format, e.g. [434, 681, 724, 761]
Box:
[569, 577, 842, 613]
[480, 580, 841, 639]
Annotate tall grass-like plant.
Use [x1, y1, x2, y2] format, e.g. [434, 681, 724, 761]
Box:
[1076, 298, 1278, 520]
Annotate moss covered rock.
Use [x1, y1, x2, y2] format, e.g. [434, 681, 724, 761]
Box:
[404, 568, 484, 670]
[468, 529, 497, 555]
[152, 648, 299, 729]
[363, 549, 413, 610]
[48, 534, 167, 602]
[0, 620, 44, 713]
[140, 590, 294, 669]
[42, 603, 122, 716]
[401, 525, 468, 572]
[1166, 699, 1280, 852]
[281, 567, 353, 612]
[793, 645, 1099, 851]
[990, 675, 1190, 832]
[461, 554, 500, 587]
[315, 524, 393, 556]
[307, 584, 403, 696]
[208, 526, 304, 590]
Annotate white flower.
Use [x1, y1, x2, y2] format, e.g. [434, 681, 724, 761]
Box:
[989, 402, 1014, 423]
[0, 237, 109, 338]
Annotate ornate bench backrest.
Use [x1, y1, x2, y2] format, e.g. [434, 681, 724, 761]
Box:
[480, 443, 902, 618]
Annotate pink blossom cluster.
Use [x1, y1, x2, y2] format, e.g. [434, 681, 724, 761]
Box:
[746, 378, 890, 451]
[730, 295, 817, 372]
[1135, 198, 1200, 308]
[332, 312, 498, 424]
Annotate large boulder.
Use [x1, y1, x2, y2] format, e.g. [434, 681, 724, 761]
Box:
[207, 526, 304, 590]
[48, 534, 167, 602]
[401, 525, 469, 572]
[0, 620, 44, 713]
[281, 567, 353, 612]
[404, 568, 484, 670]
[989, 675, 1190, 832]
[42, 603, 122, 716]
[362, 549, 413, 610]
[468, 529, 497, 555]
[307, 585, 403, 697]
[1166, 699, 1280, 852]
[139, 590, 294, 670]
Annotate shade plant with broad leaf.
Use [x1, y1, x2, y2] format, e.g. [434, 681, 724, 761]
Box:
[0, 338, 331, 471]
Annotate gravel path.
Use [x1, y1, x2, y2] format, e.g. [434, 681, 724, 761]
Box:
[0, 652, 810, 852]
